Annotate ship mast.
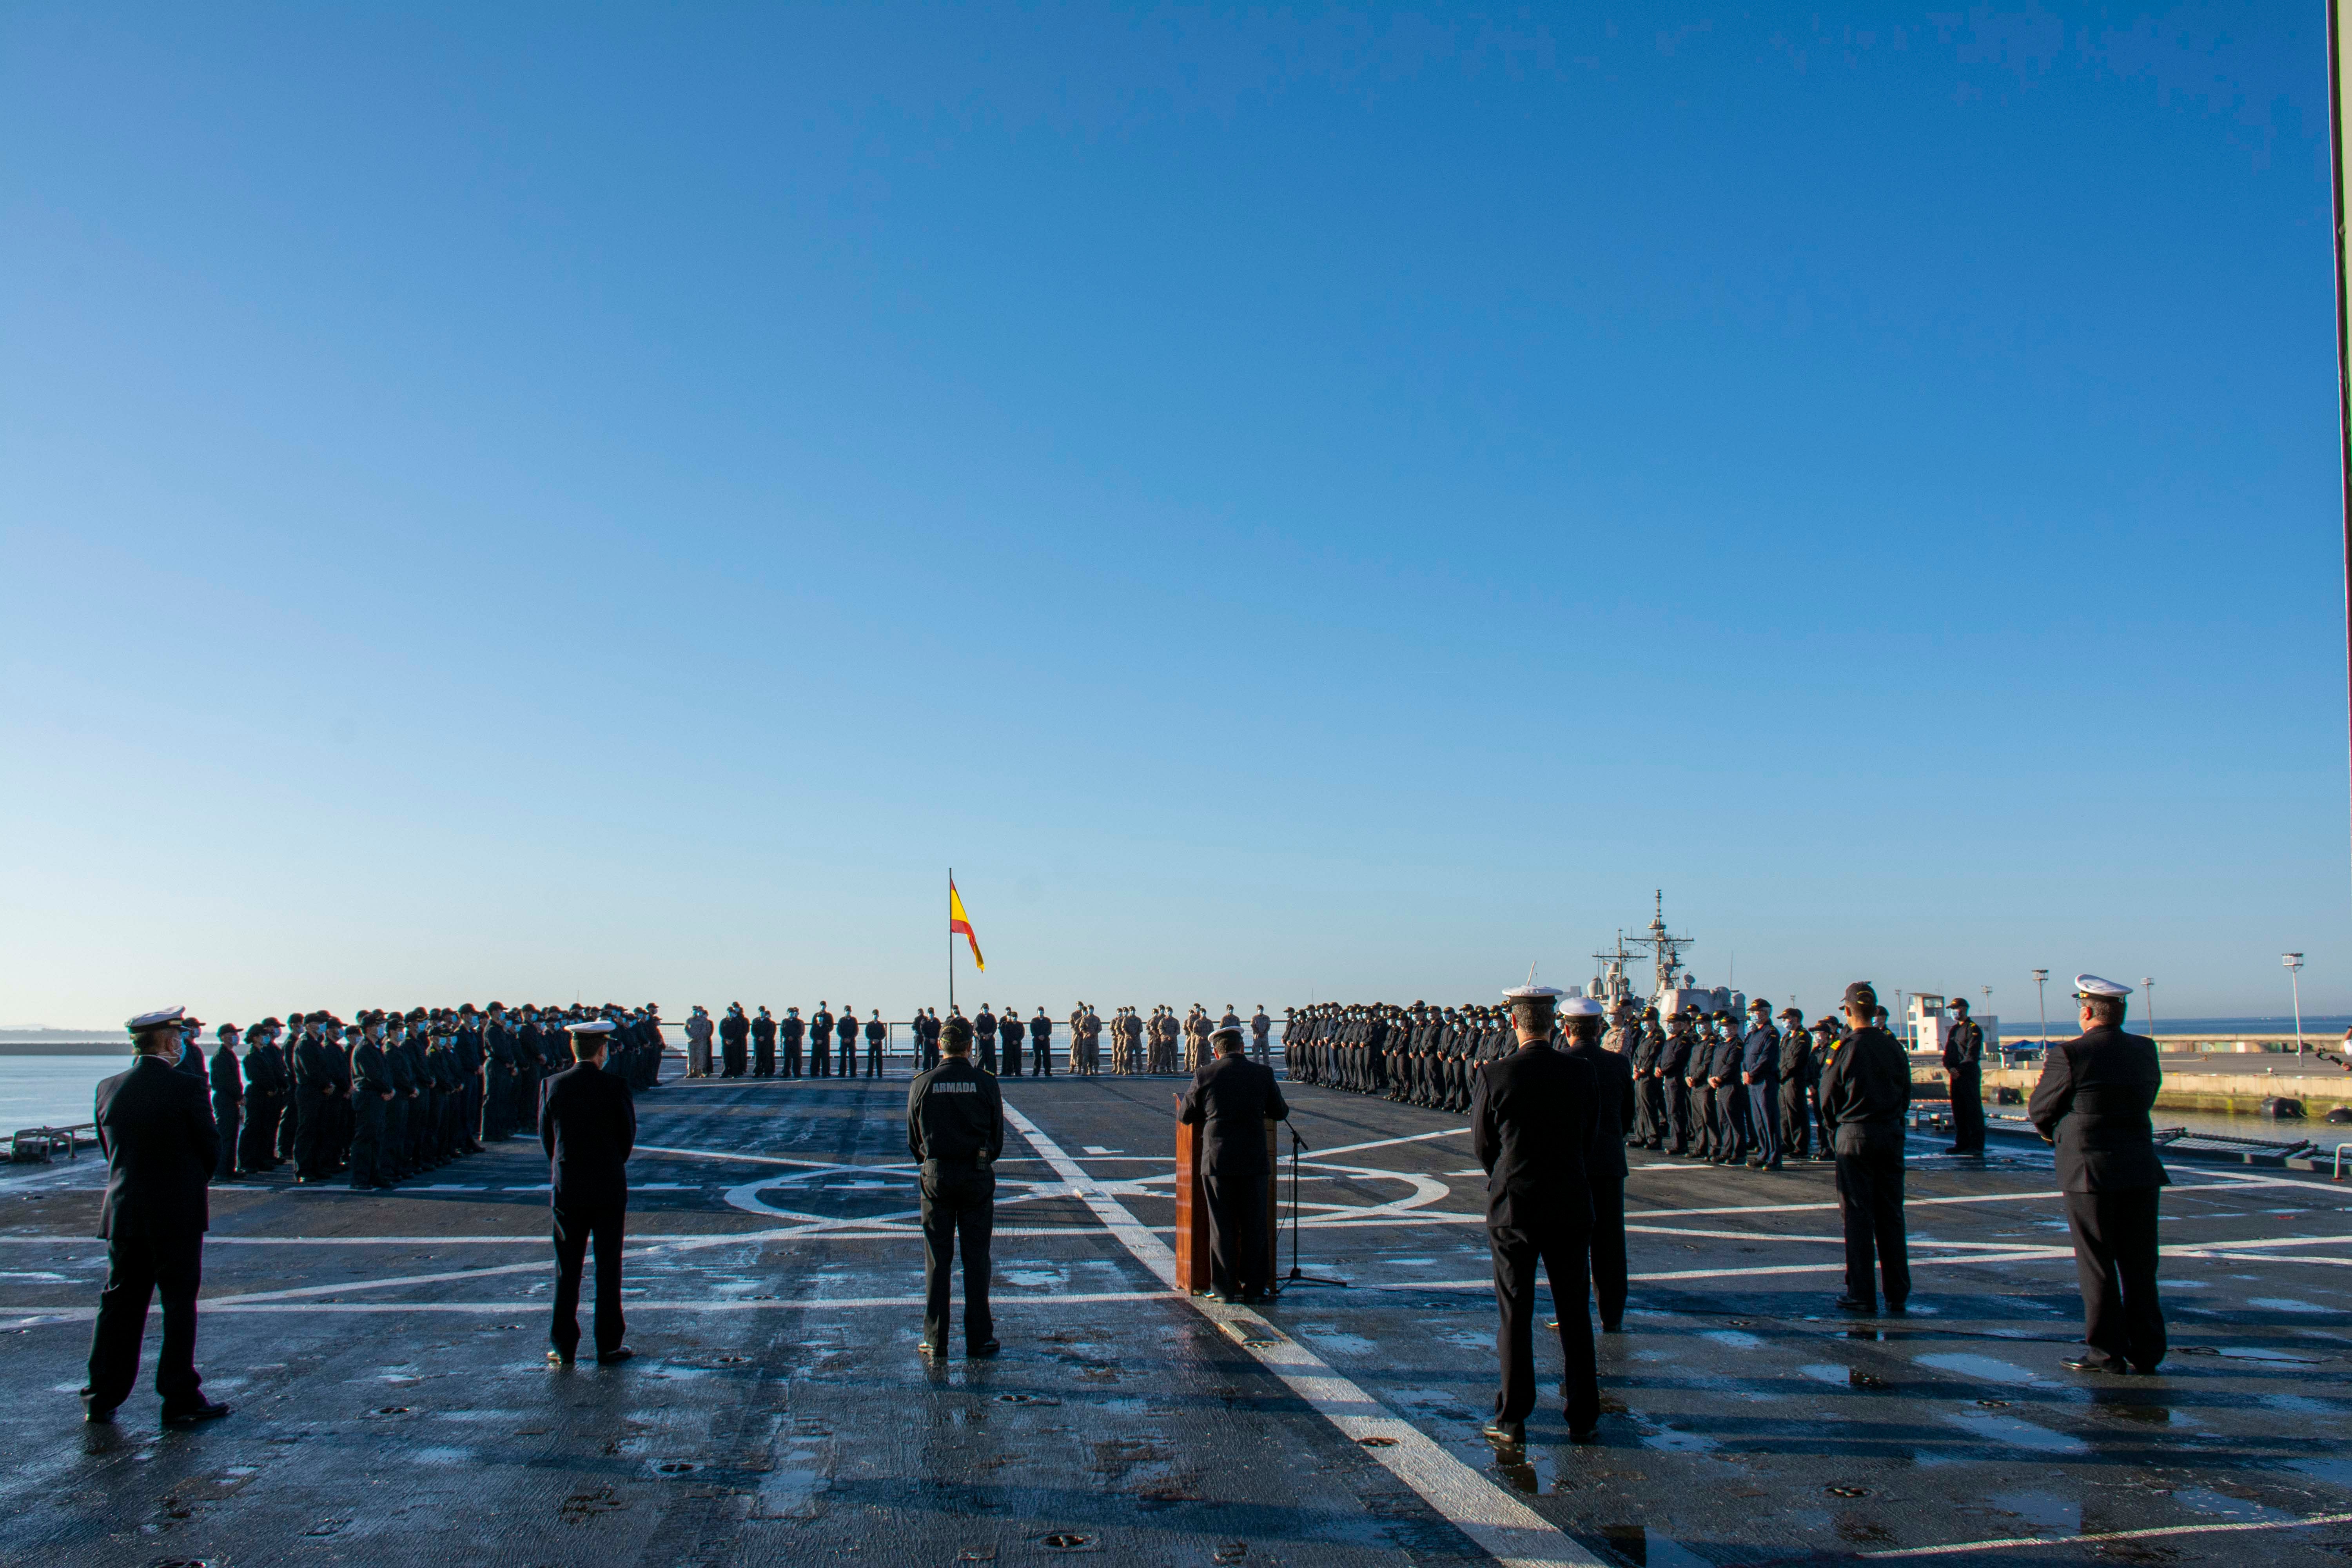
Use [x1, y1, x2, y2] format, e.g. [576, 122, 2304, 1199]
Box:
[1626, 889, 1695, 1001]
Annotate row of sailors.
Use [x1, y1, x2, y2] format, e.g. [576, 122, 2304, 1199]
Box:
[1285, 999, 1870, 1167]
[679, 1003, 1280, 1078]
[185, 1003, 665, 1189]
[1280, 1002, 1510, 1112]
[685, 1004, 890, 1077]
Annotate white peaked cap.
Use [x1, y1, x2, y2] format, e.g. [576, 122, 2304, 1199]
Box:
[127, 1006, 185, 1031]
[1503, 984, 1566, 1000]
[566, 1020, 617, 1034]
[1560, 996, 1605, 1018]
[2073, 974, 2132, 998]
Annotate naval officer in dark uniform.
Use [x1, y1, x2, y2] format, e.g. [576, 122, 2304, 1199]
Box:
[1566, 998, 1636, 1331]
[907, 1016, 1004, 1357]
[539, 1020, 637, 1366]
[1474, 981, 1601, 1446]
[82, 1007, 230, 1426]
[2030, 975, 2169, 1374]
[1944, 996, 1987, 1155]
[1180, 1022, 1289, 1303]
[1818, 982, 1912, 1314]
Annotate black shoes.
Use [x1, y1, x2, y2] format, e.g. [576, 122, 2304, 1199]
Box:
[2062, 1354, 2130, 1375]
[548, 1349, 574, 1367]
[917, 1340, 944, 1358]
[161, 1398, 230, 1427]
[79, 1391, 115, 1424]
[1568, 1423, 1600, 1444]
[595, 1347, 635, 1365]
[968, 1340, 1000, 1358]
[1481, 1418, 1524, 1445]
[1833, 1296, 1876, 1313]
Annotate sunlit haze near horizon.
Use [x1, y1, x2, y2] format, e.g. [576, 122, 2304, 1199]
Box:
[4, 5, 2347, 1027]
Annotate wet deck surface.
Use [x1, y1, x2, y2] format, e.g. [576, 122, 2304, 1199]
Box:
[2, 1073, 2349, 1566]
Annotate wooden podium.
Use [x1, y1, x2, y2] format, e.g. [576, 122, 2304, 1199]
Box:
[1173, 1107, 1281, 1296]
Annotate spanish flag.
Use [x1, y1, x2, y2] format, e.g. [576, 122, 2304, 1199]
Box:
[949, 878, 984, 970]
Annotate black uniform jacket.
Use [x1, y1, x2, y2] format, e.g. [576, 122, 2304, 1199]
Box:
[1472, 1041, 1596, 1232]
[1180, 1054, 1289, 1175]
[208, 1045, 244, 1103]
[1816, 1025, 1912, 1155]
[720, 1012, 749, 1044]
[94, 1055, 219, 1241]
[538, 1061, 637, 1212]
[2027, 1027, 2169, 1192]
[1567, 1038, 1635, 1180]
[907, 1057, 1005, 1166]
[1944, 1019, 1983, 1071]
[781, 1015, 804, 1042]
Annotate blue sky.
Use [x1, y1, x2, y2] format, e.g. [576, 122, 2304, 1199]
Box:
[2, 4, 2343, 1027]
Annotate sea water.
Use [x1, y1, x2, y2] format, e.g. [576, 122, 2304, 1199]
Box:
[0, 1055, 129, 1131]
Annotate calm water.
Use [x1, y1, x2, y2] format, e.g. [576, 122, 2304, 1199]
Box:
[0, 1055, 133, 1130]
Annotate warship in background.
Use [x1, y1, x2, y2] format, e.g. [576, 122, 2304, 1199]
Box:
[1588, 891, 2003, 1051]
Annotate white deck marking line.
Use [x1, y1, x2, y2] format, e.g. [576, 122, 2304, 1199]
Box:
[0, 1289, 1181, 1328]
[1620, 1176, 2314, 1220]
[1855, 1509, 2352, 1558]
[1307, 1126, 1474, 1158]
[637, 1145, 919, 1174]
[1000, 1100, 1603, 1568]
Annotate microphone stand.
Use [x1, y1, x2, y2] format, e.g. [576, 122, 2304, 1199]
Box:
[1280, 1122, 1347, 1292]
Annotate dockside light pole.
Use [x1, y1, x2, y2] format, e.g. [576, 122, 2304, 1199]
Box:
[2285, 952, 2307, 1056]
[2143, 977, 2155, 1041]
[2032, 969, 2049, 1044]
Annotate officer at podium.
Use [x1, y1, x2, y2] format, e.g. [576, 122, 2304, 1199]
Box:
[1180, 1022, 1289, 1303]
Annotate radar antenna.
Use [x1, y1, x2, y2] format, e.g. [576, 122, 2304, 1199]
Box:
[1625, 889, 1695, 1000]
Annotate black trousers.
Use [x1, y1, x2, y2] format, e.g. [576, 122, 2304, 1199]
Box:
[1202, 1169, 1271, 1299]
[722, 1043, 746, 1077]
[1000, 1038, 1022, 1076]
[811, 1041, 831, 1076]
[241, 1091, 281, 1170]
[1664, 1080, 1692, 1152]
[867, 1040, 884, 1076]
[275, 1089, 298, 1161]
[1834, 1146, 1910, 1305]
[551, 1204, 627, 1357]
[1033, 1038, 1052, 1076]
[782, 1041, 801, 1076]
[349, 1094, 387, 1188]
[212, 1098, 240, 1180]
[1746, 1082, 1779, 1165]
[294, 1089, 331, 1177]
[1488, 1221, 1598, 1430]
[1588, 1172, 1628, 1328]
[1949, 1065, 1984, 1152]
[84, 1229, 204, 1410]
[753, 1042, 774, 1076]
[920, 1164, 994, 1350]
[2065, 1189, 2165, 1371]
[1779, 1082, 1813, 1159]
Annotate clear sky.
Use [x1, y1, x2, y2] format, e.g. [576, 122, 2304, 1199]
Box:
[3, 5, 2344, 1029]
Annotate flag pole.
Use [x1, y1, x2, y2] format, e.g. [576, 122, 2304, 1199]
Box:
[947, 868, 955, 1017]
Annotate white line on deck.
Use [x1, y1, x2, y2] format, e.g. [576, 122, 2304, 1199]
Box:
[1855, 1509, 2352, 1557]
[1000, 1100, 1604, 1568]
